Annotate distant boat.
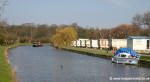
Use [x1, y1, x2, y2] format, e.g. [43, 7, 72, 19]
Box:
[38, 42, 43, 47]
[112, 48, 140, 64]
[33, 42, 43, 47]
[33, 42, 39, 47]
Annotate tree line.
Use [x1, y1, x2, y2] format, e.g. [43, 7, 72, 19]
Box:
[0, 23, 58, 45]
[74, 11, 150, 39]
[0, 11, 150, 46]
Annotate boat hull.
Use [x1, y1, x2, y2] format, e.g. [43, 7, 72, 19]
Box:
[112, 57, 139, 64]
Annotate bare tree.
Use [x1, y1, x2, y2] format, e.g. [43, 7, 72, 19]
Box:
[132, 11, 150, 28]
[143, 11, 150, 27]
[132, 14, 143, 26]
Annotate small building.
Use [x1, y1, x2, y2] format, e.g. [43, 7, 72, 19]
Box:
[85, 40, 91, 48]
[76, 40, 81, 47]
[127, 36, 150, 50]
[110, 39, 127, 49]
[91, 40, 99, 48]
[79, 39, 88, 47]
[99, 39, 109, 49]
[71, 41, 77, 47]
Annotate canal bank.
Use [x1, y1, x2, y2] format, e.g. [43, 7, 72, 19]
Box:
[0, 43, 31, 82]
[8, 45, 150, 82]
[62, 47, 150, 66]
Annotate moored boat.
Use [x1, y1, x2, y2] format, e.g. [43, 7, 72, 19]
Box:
[112, 48, 140, 64]
[33, 42, 39, 47]
[33, 42, 43, 47]
[38, 42, 43, 47]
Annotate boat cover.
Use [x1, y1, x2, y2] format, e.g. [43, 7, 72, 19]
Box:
[114, 48, 140, 57]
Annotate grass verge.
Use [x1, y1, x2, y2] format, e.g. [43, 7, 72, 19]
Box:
[0, 43, 31, 82]
[64, 47, 113, 56]
[63, 47, 150, 62]
[140, 56, 150, 61]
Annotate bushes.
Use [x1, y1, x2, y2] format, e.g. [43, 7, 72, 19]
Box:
[51, 27, 77, 49]
[0, 33, 6, 45]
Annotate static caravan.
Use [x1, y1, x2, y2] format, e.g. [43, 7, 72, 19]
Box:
[76, 40, 81, 47]
[71, 41, 75, 46]
[99, 39, 109, 49]
[91, 40, 99, 48]
[79, 39, 88, 47]
[72, 41, 77, 47]
[85, 40, 91, 48]
[127, 36, 150, 50]
[110, 39, 127, 49]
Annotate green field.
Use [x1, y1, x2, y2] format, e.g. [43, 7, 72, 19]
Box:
[141, 56, 150, 61]
[64, 47, 114, 56]
[0, 43, 31, 82]
[64, 47, 150, 62]
[0, 46, 13, 82]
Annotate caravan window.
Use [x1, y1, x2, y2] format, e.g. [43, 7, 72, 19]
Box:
[121, 54, 126, 57]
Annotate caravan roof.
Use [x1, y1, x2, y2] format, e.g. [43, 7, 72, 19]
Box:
[127, 36, 150, 39]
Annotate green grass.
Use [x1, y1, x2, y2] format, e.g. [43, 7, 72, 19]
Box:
[0, 46, 13, 82]
[0, 43, 31, 82]
[141, 53, 150, 55]
[64, 47, 114, 56]
[64, 47, 150, 62]
[141, 56, 150, 61]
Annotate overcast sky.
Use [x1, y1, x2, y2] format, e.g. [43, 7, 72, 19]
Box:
[2, 0, 150, 28]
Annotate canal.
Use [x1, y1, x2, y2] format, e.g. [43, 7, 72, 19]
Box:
[8, 46, 150, 82]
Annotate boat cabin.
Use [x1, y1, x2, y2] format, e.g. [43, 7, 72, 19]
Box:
[112, 48, 140, 64]
[115, 52, 137, 59]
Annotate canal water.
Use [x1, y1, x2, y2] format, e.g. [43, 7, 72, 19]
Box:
[8, 46, 150, 82]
